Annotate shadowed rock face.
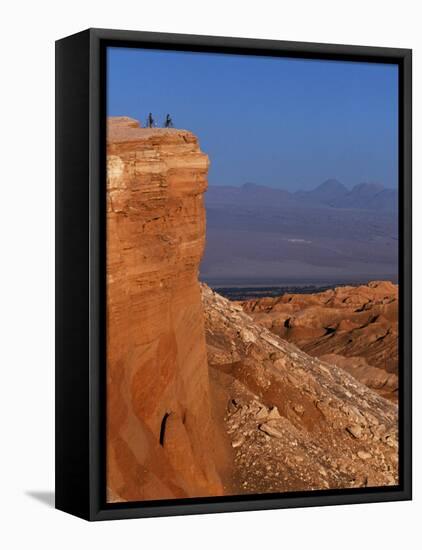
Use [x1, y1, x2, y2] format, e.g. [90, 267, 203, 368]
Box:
[106, 117, 223, 502]
[240, 282, 398, 401]
[202, 285, 398, 493]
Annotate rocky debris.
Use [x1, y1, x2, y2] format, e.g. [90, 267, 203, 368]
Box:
[259, 420, 285, 439]
[357, 450, 372, 460]
[267, 406, 281, 419]
[293, 404, 305, 415]
[256, 406, 269, 420]
[320, 353, 398, 401]
[240, 281, 398, 401]
[346, 425, 363, 439]
[106, 117, 222, 502]
[231, 434, 245, 448]
[202, 284, 398, 494]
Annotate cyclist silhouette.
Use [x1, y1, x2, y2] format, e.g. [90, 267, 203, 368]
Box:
[164, 114, 174, 128]
[146, 112, 155, 128]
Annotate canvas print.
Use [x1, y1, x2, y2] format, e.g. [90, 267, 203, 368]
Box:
[106, 47, 399, 503]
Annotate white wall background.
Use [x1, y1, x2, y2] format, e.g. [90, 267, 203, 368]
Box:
[0, 0, 419, 547]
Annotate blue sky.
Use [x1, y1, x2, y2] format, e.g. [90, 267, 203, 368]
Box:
[107, 47, 398, 190]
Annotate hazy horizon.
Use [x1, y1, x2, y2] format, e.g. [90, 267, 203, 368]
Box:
[206, 178, 394, 191]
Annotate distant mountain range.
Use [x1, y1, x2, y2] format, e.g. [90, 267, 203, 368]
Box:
[207, 180, 398, 211]
[200, 179, 398, 286]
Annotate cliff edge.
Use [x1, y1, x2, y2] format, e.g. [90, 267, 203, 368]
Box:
[106, 117, 223, 501]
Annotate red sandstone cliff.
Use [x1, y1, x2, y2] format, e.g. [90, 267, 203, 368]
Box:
[106, 117, 223, 502]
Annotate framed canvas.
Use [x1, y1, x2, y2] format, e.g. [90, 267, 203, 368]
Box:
[55, 28, 412, 521]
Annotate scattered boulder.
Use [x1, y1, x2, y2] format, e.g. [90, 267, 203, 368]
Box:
[357, 450, 372, 460]
[267, 406, 281, 419]
[346, 424, 363, 439]
[259, 421, 284, 439]
[255, 407, 268, 420]
[232, 434, 245, 448]
[293, 404, 305, 415]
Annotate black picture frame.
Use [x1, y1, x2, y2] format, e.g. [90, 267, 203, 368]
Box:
[55, 28, 412, 521]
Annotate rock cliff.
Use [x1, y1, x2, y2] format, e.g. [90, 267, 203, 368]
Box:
[106, 117, 223, 501]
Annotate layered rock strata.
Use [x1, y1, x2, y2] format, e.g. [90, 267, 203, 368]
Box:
[106, 117, 222, 502]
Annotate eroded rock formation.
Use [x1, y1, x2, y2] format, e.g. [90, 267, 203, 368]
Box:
[107, 117, 223, 501]
[240, 282, 398, 401]
[202, 285, 398, 493]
